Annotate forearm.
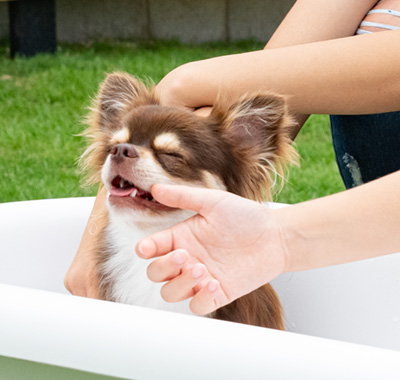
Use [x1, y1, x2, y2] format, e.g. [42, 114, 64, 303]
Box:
[162, 30, 400, 116]
[264, 0, 377, 134]
[76, 187, 107, 252]
[266, 0, 376, 49]
[275, 171, 400, 273]
[64, 187, 107, 297]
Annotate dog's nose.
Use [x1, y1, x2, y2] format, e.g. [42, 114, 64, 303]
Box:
[111, 143, 139, 161]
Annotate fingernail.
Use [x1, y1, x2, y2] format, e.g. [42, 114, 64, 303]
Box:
[137, 244, 144, 256]
[192, 265, 205, 279]
[207, 281, 218, 293]
[137, 238, 151, 257]
[172, 251, 186, 265]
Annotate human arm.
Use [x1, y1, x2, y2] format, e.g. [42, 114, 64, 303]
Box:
[265, 0, 377, 49]
[280, 170, 400, 272]
[137, 171, 400, 315]
[157, 29, 400, 118]
[181, 0, 379, 125]
[264, 0, 377, 135]
[158, 0, 394, 135]
[64, 187, 107, 298]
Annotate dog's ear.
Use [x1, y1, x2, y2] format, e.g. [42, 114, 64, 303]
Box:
[80, 73, 156, 186]
[210, 93, 298, 201]
[94, 72, 156, 129]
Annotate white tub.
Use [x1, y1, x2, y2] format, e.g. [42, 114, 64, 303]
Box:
[0, 197, 399, 379]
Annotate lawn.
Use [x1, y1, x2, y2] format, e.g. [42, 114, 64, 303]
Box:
[0, 39, 345, 204]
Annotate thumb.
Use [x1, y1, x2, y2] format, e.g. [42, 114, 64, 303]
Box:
[136, 185, 226, 259]
[151, 184, 225, 215]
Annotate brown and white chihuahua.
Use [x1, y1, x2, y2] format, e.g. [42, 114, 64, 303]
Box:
[81, 72, 297, 330]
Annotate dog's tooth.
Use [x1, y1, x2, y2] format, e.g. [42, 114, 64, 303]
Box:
[120, 179, 125, 188]
[130, 189, 137, 198]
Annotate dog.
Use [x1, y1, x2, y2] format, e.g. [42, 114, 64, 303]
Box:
[80, 72, 297, 329]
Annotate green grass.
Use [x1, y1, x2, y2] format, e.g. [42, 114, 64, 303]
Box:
[0, 39, 344, 204]
[276, 115, 345, 204]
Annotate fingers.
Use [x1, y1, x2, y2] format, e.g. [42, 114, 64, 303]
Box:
[147, 249, 189, 282]
[193, 106, 212, 118]
[162, 273, 230, 316]
[189, 280, 228, 316]
[151, 184, 224, 215]
[160, 262, 208, 303]
[136, 185, 228, 259]
[147, 249, 210, 304]
[147, 250, 230, 315]
[136, 228, 175, 259]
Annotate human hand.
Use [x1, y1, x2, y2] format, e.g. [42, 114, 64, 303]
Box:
[136, 184, 288, 315]
[155, 62, 217, 113]
[156, 64, 214, 118]
[64, 189, 108, 299]
[64, 245, 100, 299]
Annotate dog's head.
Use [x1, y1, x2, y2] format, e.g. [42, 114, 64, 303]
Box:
[81, 72, 297, 222]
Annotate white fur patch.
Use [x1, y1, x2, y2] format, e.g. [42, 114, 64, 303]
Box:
[153, 132, 181, 152]
[103, 205, 194, 314]
[110, 127, 130, 145]
[202, 171, 227, 191]
[101, 156, 113, 191]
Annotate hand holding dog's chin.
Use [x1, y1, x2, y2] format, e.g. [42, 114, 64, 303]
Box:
[136, 184, 287, 315]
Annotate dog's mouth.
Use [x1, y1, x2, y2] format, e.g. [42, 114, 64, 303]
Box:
[110, 175, 155, 201]
[108, 175, 174, 212]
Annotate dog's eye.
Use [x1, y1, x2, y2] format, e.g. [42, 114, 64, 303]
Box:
[156, 151, 186, 166]
[159, 151, 184, 159]
[157, 150, 185, 160]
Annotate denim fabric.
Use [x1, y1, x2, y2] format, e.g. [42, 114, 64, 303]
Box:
[330, 112, 400, 189]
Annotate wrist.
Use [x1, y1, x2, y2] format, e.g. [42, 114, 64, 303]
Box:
[269, 205, 310, 274]
[250, 205, 295, 287]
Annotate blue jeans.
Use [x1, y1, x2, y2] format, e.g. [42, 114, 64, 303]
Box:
[330, 112, 400, 189]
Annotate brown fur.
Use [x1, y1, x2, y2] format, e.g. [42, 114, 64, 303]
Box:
[81, 72, 299, 330]
[213, 285, 284, 330]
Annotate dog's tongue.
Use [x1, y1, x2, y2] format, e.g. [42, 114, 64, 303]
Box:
[110, 186, 136, 197]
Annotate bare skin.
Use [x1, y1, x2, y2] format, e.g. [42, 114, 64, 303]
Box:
[64, 0, 400, 299]
[137, 171, 400, 315]
[64, 187, 106, 298]
[157, 31, 400, 117]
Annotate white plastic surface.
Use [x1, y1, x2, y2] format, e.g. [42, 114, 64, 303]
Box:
[1, 197, 400, 379]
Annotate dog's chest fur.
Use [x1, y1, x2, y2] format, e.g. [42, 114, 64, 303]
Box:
[100, 211, 192, 314]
